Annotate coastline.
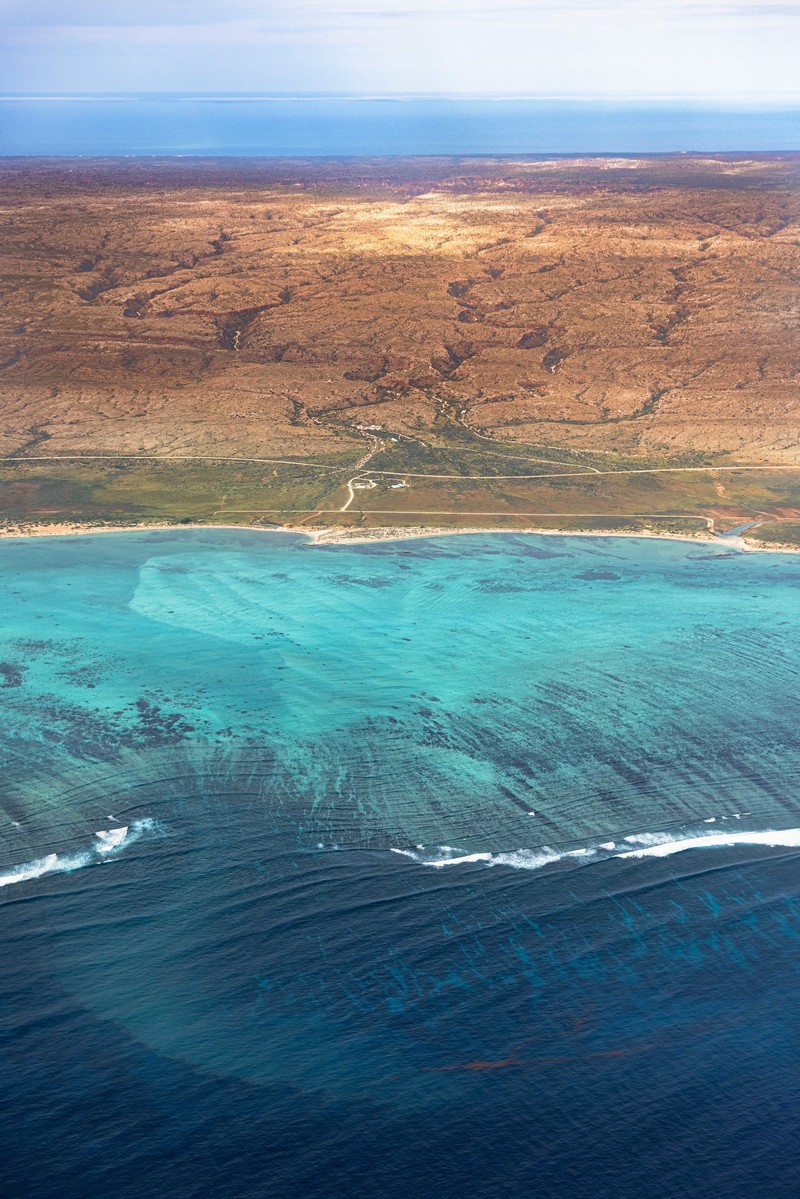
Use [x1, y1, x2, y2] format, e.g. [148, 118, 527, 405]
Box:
[1, 517, 798, 553]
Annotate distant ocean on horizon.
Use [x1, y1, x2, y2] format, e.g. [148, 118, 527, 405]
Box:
[0, 95, 799, 156]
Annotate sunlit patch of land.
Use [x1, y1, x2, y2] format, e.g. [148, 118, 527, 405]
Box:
[0, 155, 798, 542]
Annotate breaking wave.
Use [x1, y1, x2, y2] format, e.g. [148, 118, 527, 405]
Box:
[0, 818, 159, 890]
[621, 827, 800, 858]
[391, 820, 800, 872]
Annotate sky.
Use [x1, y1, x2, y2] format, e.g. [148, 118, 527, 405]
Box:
[1, 0, 799, 100]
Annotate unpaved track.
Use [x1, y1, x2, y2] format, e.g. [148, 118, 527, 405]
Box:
[214, 507, 717, 530]
[5, 453, 800, 485]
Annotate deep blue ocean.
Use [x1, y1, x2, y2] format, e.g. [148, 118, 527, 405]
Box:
[2, 529, 800, 1198]
[1, 96, 799, 156]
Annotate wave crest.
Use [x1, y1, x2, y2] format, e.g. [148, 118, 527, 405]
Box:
[391, 821, 800, 872]
[0, 818, 159, 890]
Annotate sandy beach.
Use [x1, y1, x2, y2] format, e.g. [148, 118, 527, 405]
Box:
[1, 518, 798, 553]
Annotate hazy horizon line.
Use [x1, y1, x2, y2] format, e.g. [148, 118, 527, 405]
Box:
[2, 92, 800, 106]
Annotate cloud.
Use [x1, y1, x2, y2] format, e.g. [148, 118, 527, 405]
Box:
[4, 0, 800, 24]
[4, 0, 800, 35]
[2, 0, 798, 97]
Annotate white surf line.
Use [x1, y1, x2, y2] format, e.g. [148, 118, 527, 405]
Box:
[621, 828, 800, 858]
[391, 824, 800, 872]
[0, 818, 158, 891]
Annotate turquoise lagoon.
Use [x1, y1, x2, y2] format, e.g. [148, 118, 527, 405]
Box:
[1, 529, 800, 1198]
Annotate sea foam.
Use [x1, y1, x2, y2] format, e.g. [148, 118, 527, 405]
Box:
[0, 818, 158, 890]
[621, 828, 800, 858]
[391, 823, 800, 873]
[95, 826, 131, 854]
[391, 845, 583, 871]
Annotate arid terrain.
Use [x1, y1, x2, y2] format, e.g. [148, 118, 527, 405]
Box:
[0, 155, 799, 539]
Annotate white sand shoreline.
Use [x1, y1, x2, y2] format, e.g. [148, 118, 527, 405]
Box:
[0, 518, 798, 553]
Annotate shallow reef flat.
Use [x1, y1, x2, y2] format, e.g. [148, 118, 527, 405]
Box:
[1, 528, 799, 859]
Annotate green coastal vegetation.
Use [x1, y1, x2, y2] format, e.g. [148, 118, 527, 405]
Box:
[2, 425, 800, 546]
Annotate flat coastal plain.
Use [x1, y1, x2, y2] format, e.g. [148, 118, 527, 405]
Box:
[1, 155, 799, 545]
